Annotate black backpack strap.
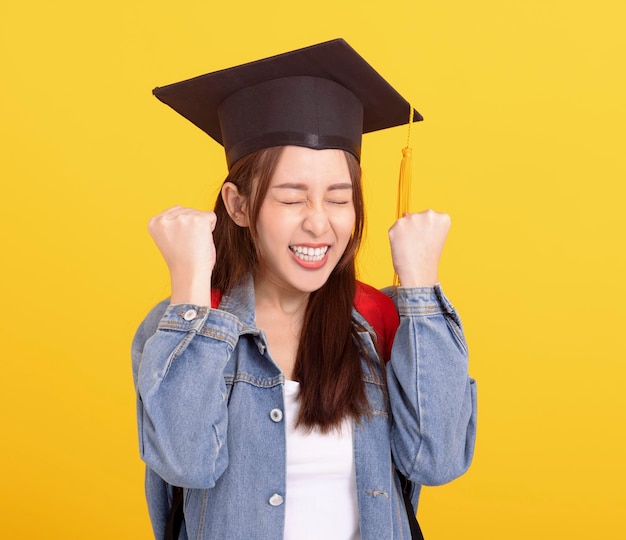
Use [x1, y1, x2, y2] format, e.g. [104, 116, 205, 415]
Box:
[164, 486, 184, 540]
[397, 470, 425, 540]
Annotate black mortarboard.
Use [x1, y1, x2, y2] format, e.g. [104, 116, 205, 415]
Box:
[153, 38, 422, 168]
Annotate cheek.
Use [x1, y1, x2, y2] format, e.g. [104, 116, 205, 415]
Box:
[337, 210, 357, 243]
[255, 209, 293, 251]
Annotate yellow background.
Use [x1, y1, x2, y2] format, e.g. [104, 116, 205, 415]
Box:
[1, 1, 624, 538]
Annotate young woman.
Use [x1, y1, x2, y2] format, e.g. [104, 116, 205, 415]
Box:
[132, 40, 477, 540]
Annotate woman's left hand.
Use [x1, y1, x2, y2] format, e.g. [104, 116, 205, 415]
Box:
[388, 209, 451, 287]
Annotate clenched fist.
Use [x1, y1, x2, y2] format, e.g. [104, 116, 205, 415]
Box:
[388, 209, 451, 287]
[148, 206, 217, 306]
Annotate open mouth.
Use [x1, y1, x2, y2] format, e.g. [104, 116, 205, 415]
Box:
[289, 245, 329, 262]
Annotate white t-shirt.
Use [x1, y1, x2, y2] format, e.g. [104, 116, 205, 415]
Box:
[283, 380, 360, 540]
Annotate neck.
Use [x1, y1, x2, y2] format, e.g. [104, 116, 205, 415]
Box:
[253, 274, 310, 317]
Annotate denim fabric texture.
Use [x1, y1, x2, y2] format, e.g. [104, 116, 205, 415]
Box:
[132, 275, 477, 540]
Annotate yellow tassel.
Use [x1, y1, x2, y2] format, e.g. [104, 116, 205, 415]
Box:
[393, 107, 415, 287]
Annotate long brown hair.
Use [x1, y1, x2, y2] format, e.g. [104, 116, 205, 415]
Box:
[212, 146, 370, 432]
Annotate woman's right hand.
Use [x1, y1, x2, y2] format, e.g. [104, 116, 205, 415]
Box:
[148, 206, 217, 306]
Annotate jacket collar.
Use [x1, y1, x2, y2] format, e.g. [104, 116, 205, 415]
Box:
[217, 274, 258, 334]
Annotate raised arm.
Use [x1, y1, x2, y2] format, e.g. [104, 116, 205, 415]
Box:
[386, 210, 477, 485]
[131, 207, 235, 488]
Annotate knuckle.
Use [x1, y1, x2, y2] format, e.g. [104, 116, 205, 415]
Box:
[438, 213, 451, 226]
[148, 216, 160, 230]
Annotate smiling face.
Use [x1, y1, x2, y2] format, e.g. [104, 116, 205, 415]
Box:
[253, 146, 357, 294]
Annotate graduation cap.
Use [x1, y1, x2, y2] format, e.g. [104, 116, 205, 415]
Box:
[152, 38, 422, 169]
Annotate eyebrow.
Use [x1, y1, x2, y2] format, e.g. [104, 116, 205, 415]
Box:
[272, 182, 353, 191]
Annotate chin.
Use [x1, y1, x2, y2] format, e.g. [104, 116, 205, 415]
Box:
[287, 268, 335, 293]
[291, 277, 330, 294]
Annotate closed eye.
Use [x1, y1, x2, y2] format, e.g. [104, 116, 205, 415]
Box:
[327, 200, 350, 205]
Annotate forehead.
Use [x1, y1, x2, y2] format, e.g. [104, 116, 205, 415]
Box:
[270, 146, 351, 185]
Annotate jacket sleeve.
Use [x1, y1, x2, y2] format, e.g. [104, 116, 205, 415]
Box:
[131, 300, 239, 489]
[384, 284, 477, 486]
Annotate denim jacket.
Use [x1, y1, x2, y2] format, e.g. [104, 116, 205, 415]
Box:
[131, 276, 477, 539]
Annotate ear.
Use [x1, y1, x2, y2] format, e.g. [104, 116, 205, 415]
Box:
[221, 182, 250, 227]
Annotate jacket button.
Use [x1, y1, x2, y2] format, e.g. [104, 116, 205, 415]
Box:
[183, 309, 198, 321]
[270, 408, 283, 422]
[269, 494, 284, 506]
[257, 341, 266, 354]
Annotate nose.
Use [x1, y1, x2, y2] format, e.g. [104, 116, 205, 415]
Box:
[302, 203, 331, 237]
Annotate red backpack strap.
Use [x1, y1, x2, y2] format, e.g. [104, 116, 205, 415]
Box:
[211, 289, 223, 309]
[354, 281, 400, 363]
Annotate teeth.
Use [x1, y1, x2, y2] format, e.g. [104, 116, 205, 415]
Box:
[290, 245, 328, 262]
